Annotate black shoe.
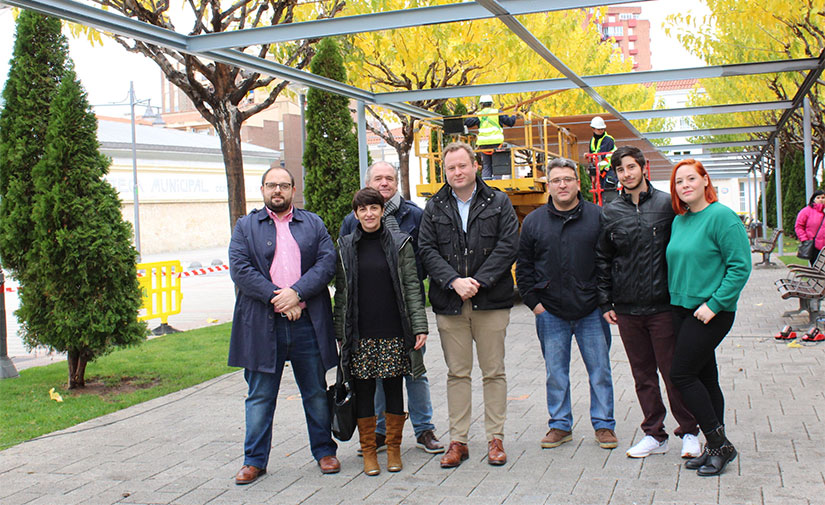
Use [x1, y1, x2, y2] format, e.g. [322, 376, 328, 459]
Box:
[685, 447, 709, 469]
[358, 432, 386, 456]
[696, 425, 737, 476]
[697, 444, 737, 476]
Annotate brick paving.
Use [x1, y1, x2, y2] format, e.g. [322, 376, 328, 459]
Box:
[1, 253, 824, 504]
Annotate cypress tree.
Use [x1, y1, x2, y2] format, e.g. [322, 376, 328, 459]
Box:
[303, 38, 360, 240]
[17, 68, 146, 389]
[0, 11, 67, 274]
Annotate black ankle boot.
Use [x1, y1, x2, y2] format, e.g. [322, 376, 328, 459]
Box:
[697, 425, 736, 476]
[685, 446, 708, 469]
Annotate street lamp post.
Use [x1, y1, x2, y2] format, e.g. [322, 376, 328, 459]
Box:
[129, 81, 142, 258]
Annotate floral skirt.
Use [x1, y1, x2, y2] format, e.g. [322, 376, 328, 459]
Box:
[351, 336, 411, 379]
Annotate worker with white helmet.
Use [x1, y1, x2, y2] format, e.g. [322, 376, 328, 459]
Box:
[589, 116, 619, 203]
[464, 95, 517, 179]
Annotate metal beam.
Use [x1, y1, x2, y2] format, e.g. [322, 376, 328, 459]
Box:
[644, 125, 776, 139]
[668, 151, 761, 160]
[373, 58, 818, 104]
[624, 101, 793, 120]
[1, 0, 438, 120]
[474, 0, 648, 147]
[188, 0, 649, 51]
[697, 163, 755, 169]
[750, 48, 825, 171]
[1, 0, 188, 50]
[663, 140, 768, 150]
[706, 172, 751, 178]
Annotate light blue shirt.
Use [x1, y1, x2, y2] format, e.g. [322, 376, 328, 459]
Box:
[451, 184, 477, 233]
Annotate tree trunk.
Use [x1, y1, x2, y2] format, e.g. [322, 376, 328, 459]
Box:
[67, 350, 87, 389]
[215, 109, 247, 231]
[398, 149, 411, 200]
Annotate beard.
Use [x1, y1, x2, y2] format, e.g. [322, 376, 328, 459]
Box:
[265, 195, 291, 213]
[622, 178, 644, 192]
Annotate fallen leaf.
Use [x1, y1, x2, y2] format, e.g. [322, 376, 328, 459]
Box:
[49, 387, 63, 402]
[207, 318, 219, 323]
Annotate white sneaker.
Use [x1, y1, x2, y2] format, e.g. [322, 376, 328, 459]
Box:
[626, 435, 668, 458]
[681, 433, 702, 458]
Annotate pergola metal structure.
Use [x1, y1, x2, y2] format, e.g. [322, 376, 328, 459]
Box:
[3, 0, 824, 253]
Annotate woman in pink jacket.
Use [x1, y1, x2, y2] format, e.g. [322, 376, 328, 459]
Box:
[795, 190, 825, 265]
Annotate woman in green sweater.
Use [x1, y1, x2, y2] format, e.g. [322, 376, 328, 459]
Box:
[666, 159, 751, 477]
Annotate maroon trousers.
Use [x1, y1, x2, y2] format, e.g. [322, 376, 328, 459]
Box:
[616, 312, 698, 441]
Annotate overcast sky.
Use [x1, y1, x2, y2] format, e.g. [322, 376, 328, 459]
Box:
[0, 1, 709, 118]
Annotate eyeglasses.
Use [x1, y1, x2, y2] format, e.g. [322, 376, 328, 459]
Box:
[549, 176, 577, 186]
[264, 182, 292, 191]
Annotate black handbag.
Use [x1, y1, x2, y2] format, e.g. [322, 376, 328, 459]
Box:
[327, 357, 356, 442]
[798, 215, 825, 260]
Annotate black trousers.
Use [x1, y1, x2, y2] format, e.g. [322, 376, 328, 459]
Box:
[669, 306, 736, 433]
[355, 376, 403, 419]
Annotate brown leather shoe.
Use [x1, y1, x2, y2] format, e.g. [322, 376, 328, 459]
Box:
[235, 465, 265, 485]
[439, 441, 469, 468]
[595, 428, 618, 449]
[318, 455, 341, 474]
[487, 438, 507, 466]
[541, 428, 572, 448]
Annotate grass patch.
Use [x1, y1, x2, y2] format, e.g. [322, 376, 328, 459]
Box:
[779, 255, 808, 266]
[0, 323, 237, 450]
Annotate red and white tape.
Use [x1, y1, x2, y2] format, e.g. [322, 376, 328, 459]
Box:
[177, 264, 229, 278]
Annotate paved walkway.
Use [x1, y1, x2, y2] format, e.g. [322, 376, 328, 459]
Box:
[1, 254, 824, 504]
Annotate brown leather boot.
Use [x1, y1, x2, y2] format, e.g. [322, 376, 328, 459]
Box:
[357, 416, 380, 476]
[385, 412, 407, 472]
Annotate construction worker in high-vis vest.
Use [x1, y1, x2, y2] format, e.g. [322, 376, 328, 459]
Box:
[589, 116, 619, 203]
[464, 95, 516, 179]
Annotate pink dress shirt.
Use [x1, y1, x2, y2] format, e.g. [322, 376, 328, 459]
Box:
[266, 206, 305, 311]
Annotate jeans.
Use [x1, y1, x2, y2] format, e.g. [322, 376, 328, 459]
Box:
[375, 346, 435, 437]
[670, 306, 736, 433]
[243, 315, 336, 469]
[536, 308, 615, 432]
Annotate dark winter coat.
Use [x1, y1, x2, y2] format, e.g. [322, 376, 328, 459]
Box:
[340, 197, 425, 284]
[333, 225, 428, 379]
[418, 176, 519, 315]
[228, 207, 337, 372]
[595, 184, 675, 316]
[516, 196, 602, 321]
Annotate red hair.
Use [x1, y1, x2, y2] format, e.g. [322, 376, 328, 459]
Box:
[669, 159, 718, 215]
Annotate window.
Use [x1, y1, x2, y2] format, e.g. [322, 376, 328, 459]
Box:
[619, 13, 632, 20]
[628, 27, 634, 35]
[739, 182, 746, 211]
[278, 122, 285, 151]
[603, 25, 624, 37]
[629, 41, 635, 50]
[608, 15, 616, 22]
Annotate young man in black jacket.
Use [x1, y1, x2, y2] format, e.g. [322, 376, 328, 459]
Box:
[516, 158, 617, 451]
[595, 146, 700, 459]
[419, 141, 519, 468]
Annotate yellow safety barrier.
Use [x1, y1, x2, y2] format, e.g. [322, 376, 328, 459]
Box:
[137, 260, 183, 334]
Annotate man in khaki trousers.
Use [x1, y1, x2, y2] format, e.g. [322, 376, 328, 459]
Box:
[418, 142, 519, 468]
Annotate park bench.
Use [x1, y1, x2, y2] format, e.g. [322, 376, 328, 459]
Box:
[775, 250, 825, 323]
[752, 228, 783, 267]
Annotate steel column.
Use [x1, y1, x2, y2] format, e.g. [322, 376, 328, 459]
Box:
[804, 96, 814, 202]
[760, 160, 768, 238]
[775, 137, 784, 254]
[357, 101, 368, 187]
